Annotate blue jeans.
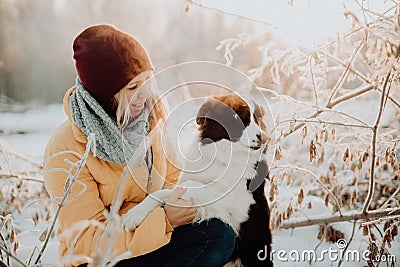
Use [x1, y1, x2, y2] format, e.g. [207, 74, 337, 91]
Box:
[79, 219, 235, 267]
[117, 219, 235, 267]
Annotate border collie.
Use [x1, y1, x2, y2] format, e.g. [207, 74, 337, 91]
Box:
[123, 94, 273, 266]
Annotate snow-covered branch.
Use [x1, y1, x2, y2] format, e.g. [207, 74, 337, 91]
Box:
[362, 71, 393, 214]
[280, 208, 400, 229]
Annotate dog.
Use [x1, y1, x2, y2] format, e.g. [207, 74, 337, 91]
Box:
[123, 94, 273, 266]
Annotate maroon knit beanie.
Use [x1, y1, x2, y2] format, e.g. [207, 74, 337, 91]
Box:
[73, 24, 154, 116]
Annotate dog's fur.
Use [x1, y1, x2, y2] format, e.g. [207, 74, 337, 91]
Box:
[123, 94, 273, 266]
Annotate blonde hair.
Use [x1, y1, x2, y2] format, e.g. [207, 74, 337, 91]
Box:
[116, 90, 131, 129]
[115, 71, 167, 129]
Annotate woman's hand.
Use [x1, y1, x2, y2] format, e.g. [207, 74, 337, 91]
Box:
[164, 187, 197, 228]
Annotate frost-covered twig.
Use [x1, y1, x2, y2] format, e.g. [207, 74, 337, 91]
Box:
[272, 83, 375, 138]
[91, 124, 161, 267]
[265, 88, 371, 127]
[337, 220, 357, 267]
[0, 173, 44, 183]
[258, 85, 373, 137]
[0, 233, 9, 266]
[186, 0, 272, 27]
[272, 165, 343, 216]
[34, 133, 96, 265]
[8, 151, 42, 168]
[376, 88, 400, 108]
[362, 71, 392, 214]
[217, 34, 254, 65]
[0, 142, 13, 176]
[26, 245, 37, 266]
[0, 214, 27, 266]
[361, 214, 400, 226]
[380, 186, 400, 210]
[309, 56, 319, 107]
[42, 150, 83, 164]
[280, 208, 400, 229]
[293, 5, 396, 62]
[324, 52, 372, 83]
[0, 243, 28, 267]
[327, 41, 364, 105]
[326, 84, 374, 109]
[278, 118, 372, 129]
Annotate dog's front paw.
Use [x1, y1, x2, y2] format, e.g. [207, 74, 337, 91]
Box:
[194, 206, 206, 222]
[122, 207, 148, 231]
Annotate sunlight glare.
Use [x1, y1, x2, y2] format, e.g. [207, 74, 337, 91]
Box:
[201, 0, 392, 46]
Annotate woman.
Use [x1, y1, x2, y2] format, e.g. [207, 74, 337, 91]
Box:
[43, 24, 235, 267]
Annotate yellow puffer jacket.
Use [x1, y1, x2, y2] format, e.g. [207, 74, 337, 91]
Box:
[44, 86, 180, 266]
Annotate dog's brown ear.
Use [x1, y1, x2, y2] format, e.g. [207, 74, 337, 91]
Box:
[237, 102, 250, 116]
[196, 99, 213, 126]
[253, 102, 268, 132]
[254, 102, 266, 118]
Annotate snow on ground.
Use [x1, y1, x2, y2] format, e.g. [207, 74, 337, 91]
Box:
[0, 95, 398, 266]
[1, 104, 65, 266]
[0, 104, 66, 159]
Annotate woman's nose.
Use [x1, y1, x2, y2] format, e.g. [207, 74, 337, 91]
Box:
[137, 84, 151, 99]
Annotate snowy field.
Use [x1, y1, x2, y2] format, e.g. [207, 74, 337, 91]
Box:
[1, 91, 398, 266]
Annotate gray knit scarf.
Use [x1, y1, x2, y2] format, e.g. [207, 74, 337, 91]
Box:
[69, 78, 150, 165]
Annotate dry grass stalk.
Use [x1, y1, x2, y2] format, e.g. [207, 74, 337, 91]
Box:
[33, 133, 96, 265]
[90, 123, 161, 267]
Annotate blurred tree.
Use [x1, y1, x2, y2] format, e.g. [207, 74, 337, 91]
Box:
[0, 0, 256, 104]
